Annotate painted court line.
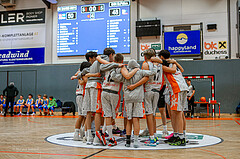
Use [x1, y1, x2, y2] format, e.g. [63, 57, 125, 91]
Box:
[82, 149, 106, 159]
[234, 119, 240, 125]
[0, 151, 150, 159]
[27, 118, 71, 126]
[198, 148, 226, 159]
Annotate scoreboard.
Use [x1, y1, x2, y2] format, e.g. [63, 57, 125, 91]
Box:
[81, 4, 105, 13]
[57, 1, 130, 56]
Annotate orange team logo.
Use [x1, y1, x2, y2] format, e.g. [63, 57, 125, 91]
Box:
[171, 94, 178, 110]
[141, 44, 150, 52]
[204, 42, 217, 50]
[87, 14, 90, 18]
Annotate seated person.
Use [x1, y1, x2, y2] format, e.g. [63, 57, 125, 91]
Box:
[48, 96, 57, 116]
[42, 94, 49, 115]
[35, 94, 43, 116]
[0, 94, 6, 115]
[21, 94, 35, 116]
[14, 95, 25, 115]
[236, 102, 240, 114]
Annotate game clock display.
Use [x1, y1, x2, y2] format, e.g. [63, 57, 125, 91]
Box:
[81, 4, 105, 13]
[57, 1, 130, 56]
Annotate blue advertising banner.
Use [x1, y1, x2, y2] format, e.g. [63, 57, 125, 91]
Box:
[0, 47, 45, 65]
[164, 30, 201, 56]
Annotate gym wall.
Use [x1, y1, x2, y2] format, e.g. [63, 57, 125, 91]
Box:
[0, 59, 239, 114]
[0, 0, 238, 65]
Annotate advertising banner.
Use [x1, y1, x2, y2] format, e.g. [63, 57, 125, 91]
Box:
[203, 39, 228, 60]
[0, 8, 45, 26]
[164, 30, 201, 56]
[139, 42, 161, 60]
[0, 8, 46, 65]
[0, 47, 45, 65]
[0, 25, 46, 49]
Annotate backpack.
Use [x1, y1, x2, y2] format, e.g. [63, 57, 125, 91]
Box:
[56, 99, 62, 108]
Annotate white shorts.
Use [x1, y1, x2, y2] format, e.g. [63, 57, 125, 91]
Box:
[122, 99, 127, 118]
[76, 95, 84, 116]
[144, 91, 159, 116]
[170, 91, 188, 112]
[165, 94, 171, 106]
[101, 91, 121, 119]
[125, 102, 144, 120]
[82, 87, 102, 115]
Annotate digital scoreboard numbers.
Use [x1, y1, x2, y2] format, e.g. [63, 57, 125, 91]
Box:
[57, 1, 130, 56]
[109, 8, 120, 17]
[66, 12, 77, 20]
[81, 4, 105, 13]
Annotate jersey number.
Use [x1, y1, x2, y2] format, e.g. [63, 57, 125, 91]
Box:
[154, 70, 161, 81]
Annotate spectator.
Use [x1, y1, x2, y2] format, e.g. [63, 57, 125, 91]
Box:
[3, 82, 19, 116]
[236, 102, 240, 114]
[186, 79, 195, 118]
[35, 94, 43, 116]
[14, 95, 25, 115]
[42, 94, 49, 116]
[24, 94, 35, 116]
[48, 96, 57, 116]
[0, 94, 6, 115]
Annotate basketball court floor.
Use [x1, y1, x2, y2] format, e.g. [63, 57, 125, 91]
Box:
[0, 114, 239, 159]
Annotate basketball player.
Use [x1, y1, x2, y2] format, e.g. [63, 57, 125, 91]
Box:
[141, 49, 159, 146]
[14, 95, 25, 115]
[72, 62, 92, 141]
[0, 95, 6, 115]
[42, 94, 49, 115]
[35, 94, 43, 116]
[82, 49, 114, 146]
[23, 94, 35, 116]
[100, 53, 138, 146]
[112, 59, 157, 148]
[151, 50, 188, 146]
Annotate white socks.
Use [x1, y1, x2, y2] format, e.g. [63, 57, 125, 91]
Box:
[133, 135, 139, 148]
[75, 129, 80, 133]
[154, 133, 157, 138]
[163, 125, 167, 131]
[179, 133, 184, 139]
[102, 122, 107, 133]
[81, 126, 85, 132]
[106, 125, 113, 138]
[183, 130, 186, 138]
[150, 135, 154, 140]
[87, 129, 92, 138]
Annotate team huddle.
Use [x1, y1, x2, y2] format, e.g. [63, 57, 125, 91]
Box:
[71, 48, 189, 148]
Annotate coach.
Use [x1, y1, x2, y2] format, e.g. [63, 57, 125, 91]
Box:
[3, 82, 19, 117]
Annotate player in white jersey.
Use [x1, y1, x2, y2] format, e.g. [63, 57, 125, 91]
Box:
[113, 59, 157, 148]
[141, 49, 159, 146]
[152, 50, 188, 146]
[82, 49, 116, 146]
[100, 53, 139, 146]
[72, 62, 92, 141]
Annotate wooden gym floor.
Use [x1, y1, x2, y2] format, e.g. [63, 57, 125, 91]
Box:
[0, 114, 239, 159]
